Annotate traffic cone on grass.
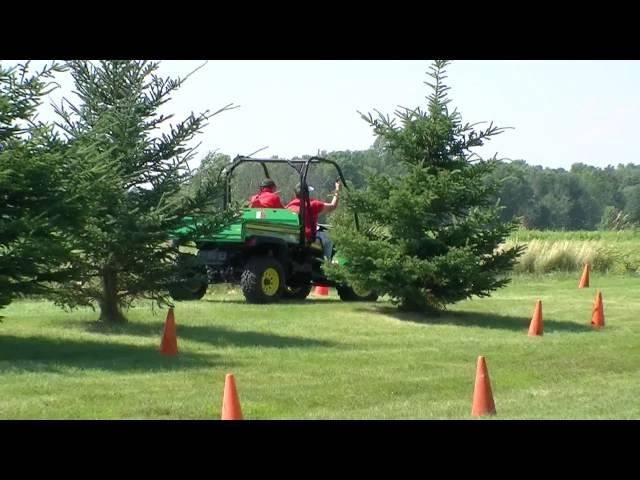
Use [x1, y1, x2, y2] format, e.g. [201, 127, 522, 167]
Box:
[578, 264, 590, 288]
[160, 307, 178, 356]
[313, 285, 329, 296]
[471, 356, 496, 417]
[528, 299, 543, 336]
[221, 373, 243, 420]
[591, 291, 605, 329]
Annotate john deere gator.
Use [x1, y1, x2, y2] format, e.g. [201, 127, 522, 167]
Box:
[168, 156, 377, 304]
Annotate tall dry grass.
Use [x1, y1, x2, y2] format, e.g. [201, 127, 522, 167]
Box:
[502, 235, 640, 274]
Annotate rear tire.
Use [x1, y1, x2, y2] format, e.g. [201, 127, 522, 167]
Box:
[168, 280, 208, 301]
[241, 256, 285, 303]
[168, 253, 208, 301]
[336, 285, 378, 302]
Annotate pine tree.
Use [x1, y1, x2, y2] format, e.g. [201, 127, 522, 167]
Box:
[0, 61, 80, 311]
[51, 60, 236, 323]
[325, 60, 524, 312]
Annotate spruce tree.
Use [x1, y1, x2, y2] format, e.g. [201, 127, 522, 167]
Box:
[52, 60, 236, 323]
[325, 60, 524, 312]
[0, 61, 79, 311]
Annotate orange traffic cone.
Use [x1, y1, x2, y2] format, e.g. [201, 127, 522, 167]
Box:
[578, 264, 590, 289]
[471, 356, 496, 417]
[221, 373, 243, 420]
[313, 285, 329, 296]
[160, 307, 178, 356]
[528, 299, 543, 336]
[591, 291, 605, 329]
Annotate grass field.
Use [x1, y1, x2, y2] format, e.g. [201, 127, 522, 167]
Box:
[1, 274, 639, 419]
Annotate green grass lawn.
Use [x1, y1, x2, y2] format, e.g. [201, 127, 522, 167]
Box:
[1, 275, 639, 419]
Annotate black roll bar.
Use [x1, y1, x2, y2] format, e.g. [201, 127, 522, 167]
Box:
[223, 155, 360, 244]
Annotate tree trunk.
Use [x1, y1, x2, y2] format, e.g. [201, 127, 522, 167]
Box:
[99, 267, 127, 323]
[398, 288, 441, 314]
[398, 298, 427, 312]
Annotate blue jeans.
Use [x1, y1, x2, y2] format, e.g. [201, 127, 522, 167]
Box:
[316, 230, 333, 261]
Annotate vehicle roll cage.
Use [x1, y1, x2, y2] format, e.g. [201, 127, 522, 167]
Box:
[221, 155, 359, 245]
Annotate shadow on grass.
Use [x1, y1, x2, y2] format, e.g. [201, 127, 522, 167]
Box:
[0, 334, 220, 373]
[74, 321, 338, 349]
[357, 305, 593, 333]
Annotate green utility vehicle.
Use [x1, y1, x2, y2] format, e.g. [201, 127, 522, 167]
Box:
[168, 156, 377, 304]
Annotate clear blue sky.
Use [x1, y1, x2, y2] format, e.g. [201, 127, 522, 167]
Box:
[14, 60, 640, 169]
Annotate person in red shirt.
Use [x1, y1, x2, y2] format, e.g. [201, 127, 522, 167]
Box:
[248, 179, 284, 209]
[286, 180, 341, 260]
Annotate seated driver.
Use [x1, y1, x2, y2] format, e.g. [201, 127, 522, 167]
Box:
[248, 178, 284, 208]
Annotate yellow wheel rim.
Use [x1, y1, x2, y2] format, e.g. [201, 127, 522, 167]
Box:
[261, 267, 280, 296]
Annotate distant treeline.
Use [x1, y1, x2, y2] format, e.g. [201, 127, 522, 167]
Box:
[486, 160, 640, 231]
[191, 141, 640, 231]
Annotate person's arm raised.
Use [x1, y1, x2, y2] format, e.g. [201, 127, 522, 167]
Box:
[321, 180, 341, 213]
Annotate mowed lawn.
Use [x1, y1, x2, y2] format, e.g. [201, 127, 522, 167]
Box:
[1, 275, 639, 419]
